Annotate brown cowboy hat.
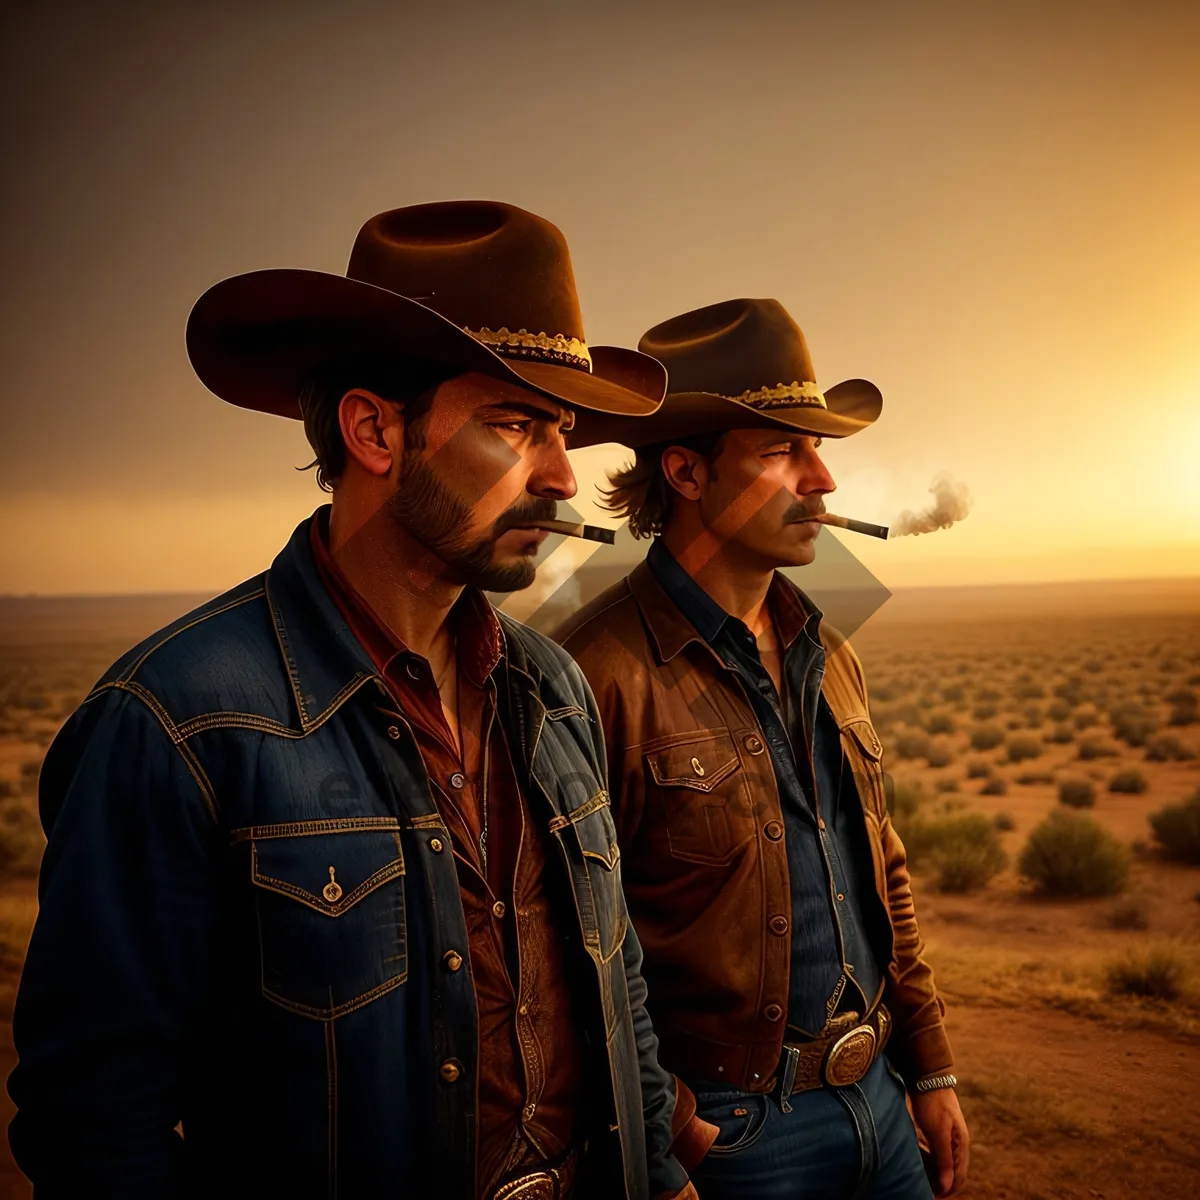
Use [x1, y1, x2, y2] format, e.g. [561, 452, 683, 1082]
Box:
[568, 297, 881, 448]
[186, 200, 666, 420]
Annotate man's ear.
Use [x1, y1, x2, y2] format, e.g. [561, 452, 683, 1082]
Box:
[660, 445, 708, 502]
[338, 389, 402, 478]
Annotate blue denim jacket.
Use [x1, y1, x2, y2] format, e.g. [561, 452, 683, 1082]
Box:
[8, 512, 686, 1199]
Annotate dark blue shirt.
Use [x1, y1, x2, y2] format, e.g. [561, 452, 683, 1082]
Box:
[647, 539, 883, 1036]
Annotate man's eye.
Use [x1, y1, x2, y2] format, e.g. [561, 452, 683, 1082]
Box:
[491, 420, 531, 433]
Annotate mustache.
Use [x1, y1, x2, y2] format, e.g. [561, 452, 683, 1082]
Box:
[783, 500, 827, 523]
[492, 497, 559, 536]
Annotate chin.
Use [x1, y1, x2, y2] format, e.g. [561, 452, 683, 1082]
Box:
[473, 557, 538, 593]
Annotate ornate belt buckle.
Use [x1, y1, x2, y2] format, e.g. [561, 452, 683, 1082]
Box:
[823, 1023, 878, 1087]
[493, 1170, 557, 1200]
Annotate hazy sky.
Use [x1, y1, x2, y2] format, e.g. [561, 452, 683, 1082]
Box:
[2, 0, 1198, 594]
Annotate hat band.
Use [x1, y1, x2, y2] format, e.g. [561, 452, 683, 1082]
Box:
[724, 380, 827, 410]
[464, 326, 593, 373]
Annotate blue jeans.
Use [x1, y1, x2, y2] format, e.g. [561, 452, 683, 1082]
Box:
[689, 1056, 934, 1199]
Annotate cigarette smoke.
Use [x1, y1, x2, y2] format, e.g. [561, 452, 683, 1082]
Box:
[889, 473, 972, 538]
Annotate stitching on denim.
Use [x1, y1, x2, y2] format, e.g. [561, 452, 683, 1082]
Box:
[265, 570, 310, 726]
[325, 1006, 338, 1200]
[83, 680, 220, 823]
[544, 704, 590, 722]
[262, 971, 408, 1021]
[230, 817, 402, 843]
[251, 844, 406, 915]
[120, 586, 266, 682]
[546, 789, 610, 832]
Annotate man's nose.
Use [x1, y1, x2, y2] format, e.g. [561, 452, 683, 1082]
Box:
[529, 437, 578, 501]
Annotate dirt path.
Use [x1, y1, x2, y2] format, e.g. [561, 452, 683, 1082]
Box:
[950, 1002, 1200, 1199]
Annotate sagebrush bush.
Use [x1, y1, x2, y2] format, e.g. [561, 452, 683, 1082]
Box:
[970, 725, 1005, 751]
[1108, 769, 1148, 795]
[1106, 899, 1149, 930]
[935, 778, 960, 794]
[980, 777, 1008, 796]
[926, 744, 954, 769]
[1104, 948, 1186, 1001]
[889, 780, 925, 821]
[1044, 724, 1075, 744]
[1058, 779, 1096, 808]
[972, 704, 999, 721]
[1047, 701, 1072, 722]
[966, 761, 992, 779]
[1148, 792, 1200, 865]
[1144, 734, 1196, 763]
[1018, 810, 1130, 897]
[1110, 706, 1157, 748]
[1006, 735, 1043, 763]
[1074, 710, 1099, 730]
[900, 813, 1007, 893]
[926, 711, 957, 736]
[992, 811, 1016, 832]
[1077, 737, 1120, 761]
[894, 732, 931, 760]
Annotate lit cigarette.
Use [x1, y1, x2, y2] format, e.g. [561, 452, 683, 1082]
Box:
[519, 519, 617, 545]
[814, 513, 890, 540]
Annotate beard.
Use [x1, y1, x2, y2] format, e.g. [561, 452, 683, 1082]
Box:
[384, 453, 557, 593]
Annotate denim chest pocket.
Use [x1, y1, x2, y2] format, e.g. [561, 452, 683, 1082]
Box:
[551, 793, 627, 964]
[643, 729, 755, 866]
[242, 819, 408, 1020]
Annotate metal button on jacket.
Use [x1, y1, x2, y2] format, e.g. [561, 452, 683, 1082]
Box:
[744, 734, 765, 755]
[429, 837, 445, 853]
[768, 915, 789, 936]
[439, 1060, 461, 1083]
[443, 950, 463, 973]
[492, 901, 506, 919]
[763, 1003, 784, 1022]
[387, 725, 401, 740]
[764, 820, 784, 841]
[449, 772, 466, 789]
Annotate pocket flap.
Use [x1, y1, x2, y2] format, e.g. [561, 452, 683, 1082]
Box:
[251, 827, 405, 917]
[842, 718, 884, 762]
[645, 731, 742, 792]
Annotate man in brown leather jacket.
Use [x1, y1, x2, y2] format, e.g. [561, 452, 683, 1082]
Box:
[554, 299, 970, 1199]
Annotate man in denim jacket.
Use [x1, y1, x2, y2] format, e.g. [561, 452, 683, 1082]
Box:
[8, 201, 699, 1200]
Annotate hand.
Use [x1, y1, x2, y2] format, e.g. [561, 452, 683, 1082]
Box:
[912, 1087, 970, 1196]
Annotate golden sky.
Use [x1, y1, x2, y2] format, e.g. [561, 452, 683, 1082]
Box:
[2, 0, 1198, 594]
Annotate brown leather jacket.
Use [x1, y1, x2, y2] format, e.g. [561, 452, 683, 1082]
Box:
[554, 560, 953, 1094]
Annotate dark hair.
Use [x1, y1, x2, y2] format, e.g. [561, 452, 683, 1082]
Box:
[597, 430, 727, 539]
[297, 358, 456, 491]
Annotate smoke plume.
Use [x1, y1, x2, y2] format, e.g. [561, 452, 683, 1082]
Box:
[889, 474, 972, 538]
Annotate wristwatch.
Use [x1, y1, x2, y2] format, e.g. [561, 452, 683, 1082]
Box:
[914, 1072, 957, 1093]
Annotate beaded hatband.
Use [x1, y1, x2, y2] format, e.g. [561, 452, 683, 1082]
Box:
[464, 326, 593, 373]
[723, 380, 827, 410]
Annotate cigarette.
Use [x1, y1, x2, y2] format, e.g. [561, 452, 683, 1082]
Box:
[814, 513, 890, 540]
[519, 519, 617, 545]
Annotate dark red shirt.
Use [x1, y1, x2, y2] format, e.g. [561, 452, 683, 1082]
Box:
[310, 514, 586, 1196]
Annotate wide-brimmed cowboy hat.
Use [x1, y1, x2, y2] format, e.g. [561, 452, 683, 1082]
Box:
[568, 297, 880, 448]
[186, 200, 667, 420]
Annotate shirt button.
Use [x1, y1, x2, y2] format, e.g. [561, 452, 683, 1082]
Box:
[768, 915, 789, 936]
[519, 1003, 529, 1016]
[837, 892, 845, 901]
[492, 901, 506, 919]
[387, 725, 402, 740]
[439, 1059, 462, 1083]
[847, 964, 856, 973]
[443, 950, 464, 972]
[449, 772, 466, 789]
[406, 661, 421, 681]
[744, 735, 765, 755]
[763, 1003, 784, 1022]
[429, 837, 445, 853]
[523, 1102, 536, 1121]
[764, 820, 784, 841]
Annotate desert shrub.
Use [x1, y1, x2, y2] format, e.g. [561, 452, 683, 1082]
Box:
[0, 780, 15, 799]
[1106, 899, 1149, 930]
[926, 744, 955, 769]
[1054, 677, 1085, 705]
[972, 703, 998, 721]
[1073, 709, 1099, 730]
[1104, 948, 1186, 1001]
[873, 683, 899, 703]
[1043, 724, 1075, 744]
[894, 703, 923, 727]
[1144, 734, 1196, 763]
[1005, 717, 1024, 731]
[1013, 679, 1045, 700]
[1077, 737, 1120, 761]
[1148, 792, 1200, 865]
[1006, 735, 1043, 763]
[901, 813, 1007, 893]
[969, 725, 1005, 752]
[1015, 770, 1055, 785]
[1018, 810, 1130, 897]
[1108, 769, 1148, 795]
[894, 732, 931, 760]
[980, 777, 1008, 796]
[935, 778, 960, 794]
[1083, 659, 1104, 674]
[966, 761, 993, 779]
[1058, 779, 1096, 808]
[889, 779, 925, 821]
[992, 811, 1016, 832]
[977, 687, 1002, 702]
[1165, 687, 1197, 707]
[1110, 706, 1157, 747]
[925, 711, 957, 736]
[1046, 700, 1072, 722]
[1168, 702, 1198, 727]
[941, 685, 966, 704]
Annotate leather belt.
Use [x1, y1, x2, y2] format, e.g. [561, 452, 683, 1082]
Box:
[491, 1146, 579, 1200]
[776, 1003, 891, 1113]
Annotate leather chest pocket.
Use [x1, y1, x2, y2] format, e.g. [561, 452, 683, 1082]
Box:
[643, 729, 754, 866]
[247, 821, 407, 1020]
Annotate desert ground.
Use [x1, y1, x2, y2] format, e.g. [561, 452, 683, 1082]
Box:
[0, 578, 1198, 1198]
